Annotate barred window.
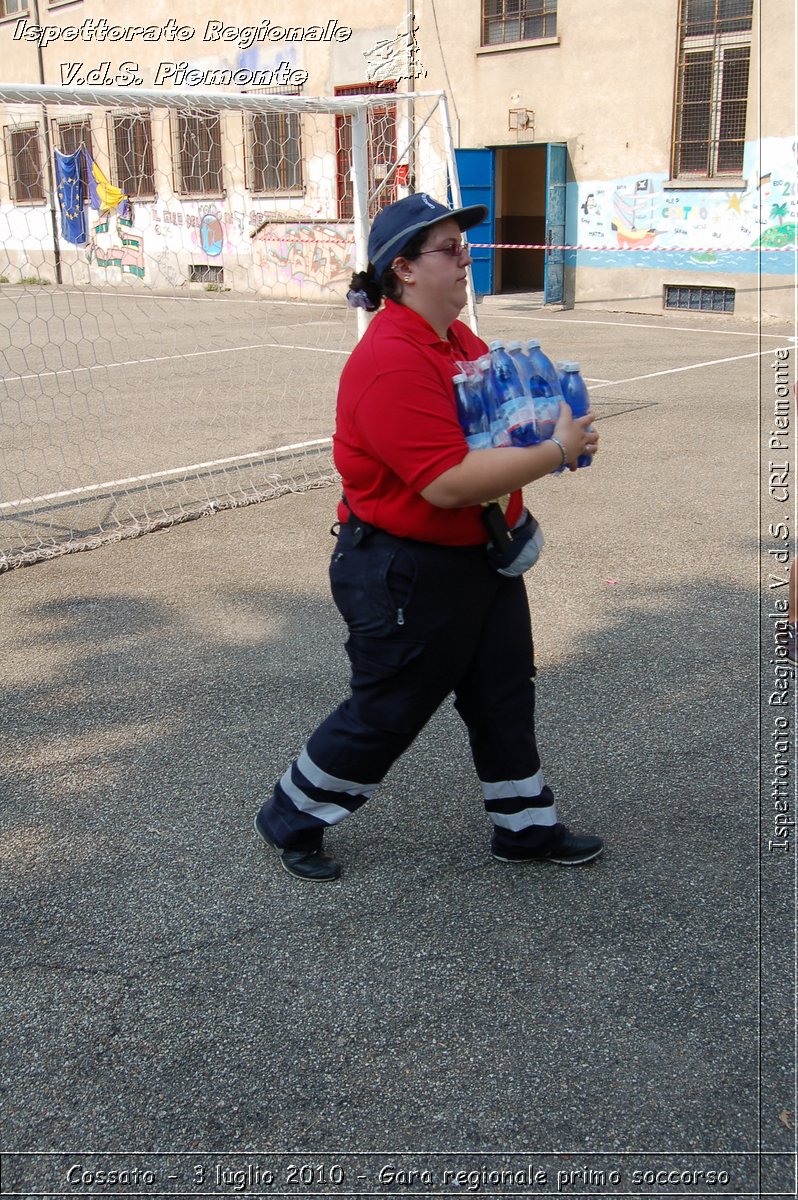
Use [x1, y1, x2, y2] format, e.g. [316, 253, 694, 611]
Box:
[672, 0, 752, 177]
[112, 112, 155, 198]
[53, 116, 92, 192]
[335, 82, 397, 220]
[482, 0, 557, 45]
[246, 90, 303, 194]
[174, 111, 223, 196]
[6, 125, 44, 202]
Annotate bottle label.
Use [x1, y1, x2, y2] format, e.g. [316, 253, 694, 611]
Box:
[500, 396, 538, 441]
[491, 421, 512, 448]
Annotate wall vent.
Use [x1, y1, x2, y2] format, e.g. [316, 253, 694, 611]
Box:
[664, 284, 735, 313]
[189, 264, 224, 284]
[508, 108, 534, 132]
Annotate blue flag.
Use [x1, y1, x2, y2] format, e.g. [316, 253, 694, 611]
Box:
[54, 148, 87, 245]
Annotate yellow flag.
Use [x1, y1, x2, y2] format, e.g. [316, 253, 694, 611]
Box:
[84, 148, 128, 213]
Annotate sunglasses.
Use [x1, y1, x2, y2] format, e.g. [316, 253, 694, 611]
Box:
[416, 239, 469, 258]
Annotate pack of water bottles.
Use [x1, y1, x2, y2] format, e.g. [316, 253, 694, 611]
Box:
[453, 339, 592, 469]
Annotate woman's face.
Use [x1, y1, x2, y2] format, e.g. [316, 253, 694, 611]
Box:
[393, 218, 473, 333]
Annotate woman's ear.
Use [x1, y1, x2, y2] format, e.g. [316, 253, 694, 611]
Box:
[392, 257, 413, 284]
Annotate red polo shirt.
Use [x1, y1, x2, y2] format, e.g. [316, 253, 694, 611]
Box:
[334, 300, 522, 545]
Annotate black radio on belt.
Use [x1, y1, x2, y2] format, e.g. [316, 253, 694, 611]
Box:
[341, 492, 377, 546]
[480, 502, 515, 553]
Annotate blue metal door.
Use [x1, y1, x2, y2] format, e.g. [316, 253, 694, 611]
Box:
[453, 147, 495, 296]
[544, 142, 567, 304]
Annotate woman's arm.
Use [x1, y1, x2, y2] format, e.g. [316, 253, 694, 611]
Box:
[421, 405, 598, 509]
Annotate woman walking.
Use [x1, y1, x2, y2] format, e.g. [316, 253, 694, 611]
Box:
[255, 193, 602, 880]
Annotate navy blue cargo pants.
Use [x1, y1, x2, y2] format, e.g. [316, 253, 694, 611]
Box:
[256, 518, 558, 855]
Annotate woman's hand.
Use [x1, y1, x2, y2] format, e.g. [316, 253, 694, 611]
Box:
[553, 401, 599, 470]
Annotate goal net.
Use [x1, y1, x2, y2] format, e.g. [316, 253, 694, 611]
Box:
[0, 82, 460, 571]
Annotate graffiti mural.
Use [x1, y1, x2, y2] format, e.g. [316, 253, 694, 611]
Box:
[152, 205, 246, 250]
[252, 222, 355, 291]
[569, 136, 797, 275]
[86, 211, 145, 278]
[200, 214, 224, 256]
[152, 247, 183, 289]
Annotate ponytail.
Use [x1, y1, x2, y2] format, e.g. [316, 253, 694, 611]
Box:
[346, 227, 430, 311]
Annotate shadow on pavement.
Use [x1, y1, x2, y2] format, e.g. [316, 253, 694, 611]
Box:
[1, 539, 769, 1154]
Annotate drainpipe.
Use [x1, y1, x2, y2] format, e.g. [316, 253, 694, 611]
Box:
[406, 0, 415, 191]
[32, 0, 62, 284]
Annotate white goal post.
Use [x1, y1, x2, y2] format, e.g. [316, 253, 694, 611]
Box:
[0, 82, 470, 570]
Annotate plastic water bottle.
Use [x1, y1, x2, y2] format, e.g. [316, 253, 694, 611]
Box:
[488, 340, 538, 447]
[506, 341, 542, 444]
[526, 340, 561, 392]
[525, 340, 563, 442]
[557, 361, 593, 469]
[453, 372, 492, 450]
[476, 354, 511, 447]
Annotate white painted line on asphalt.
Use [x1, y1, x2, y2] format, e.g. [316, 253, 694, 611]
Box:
[482, 312, 793, 340]
[588, 345, 784, 389]
[0, 438, 333, 511]
[1, 339, 350, 385]
[0, 288, 344, 311]
[4, 289, 789, 340]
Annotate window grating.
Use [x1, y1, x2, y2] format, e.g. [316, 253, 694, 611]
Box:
[246, 89, 303, 195]
[672, 0, 752, 178]
[335, 82, 397, 220]
[175, 111, 223, 196]
[53, 116, 92, 192]
[482, 0, 557, 46]
[682, 0, 753, 36]
[112, 112, 155, 198]
[6, 125, 44, 202]
[664, 284, 735, 312]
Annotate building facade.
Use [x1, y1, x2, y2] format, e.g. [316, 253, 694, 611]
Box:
[421, 0, 794, 323]
[0, 0, 793, 320]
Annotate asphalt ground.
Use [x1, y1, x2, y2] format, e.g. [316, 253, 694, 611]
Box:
[1, 303, 796, 1198]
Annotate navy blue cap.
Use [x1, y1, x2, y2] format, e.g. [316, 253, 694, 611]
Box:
[367, 193, 487, 278]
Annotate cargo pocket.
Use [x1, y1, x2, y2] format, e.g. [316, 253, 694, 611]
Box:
[345, 634, 430, 735]
[330, 543, 417, 637]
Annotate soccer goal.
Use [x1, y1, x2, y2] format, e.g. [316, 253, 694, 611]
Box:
[0, 82, 464, 571]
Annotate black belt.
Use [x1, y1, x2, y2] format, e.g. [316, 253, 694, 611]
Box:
[341, 492, 377, 546]
[339, 492, 508, 555]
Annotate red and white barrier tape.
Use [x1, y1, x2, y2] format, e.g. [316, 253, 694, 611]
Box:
[469, 242, 794, 253]
[250, 231, 794, 253]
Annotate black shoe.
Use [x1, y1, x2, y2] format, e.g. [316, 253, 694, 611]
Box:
[492, 824, 603, 866]
[254, 813, 341, 881]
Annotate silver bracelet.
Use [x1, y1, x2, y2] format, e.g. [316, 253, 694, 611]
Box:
[550, 436, 567, 467]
